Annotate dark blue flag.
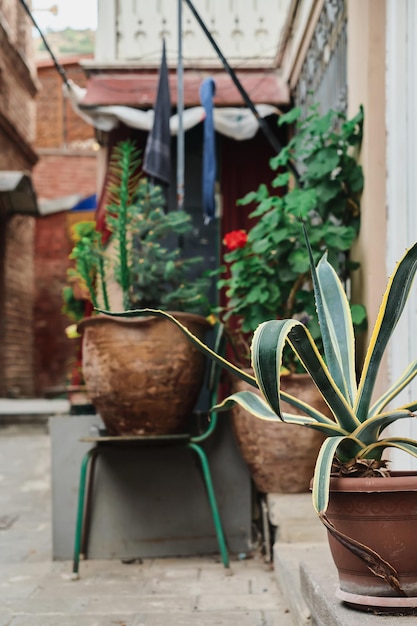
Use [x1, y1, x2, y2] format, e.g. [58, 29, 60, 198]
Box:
[200, 77, 216, 223]
[143, 39, 171, 184]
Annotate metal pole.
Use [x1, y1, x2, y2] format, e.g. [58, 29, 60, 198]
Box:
[177, 0, 185, 210]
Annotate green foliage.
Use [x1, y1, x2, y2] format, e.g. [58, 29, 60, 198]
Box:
[228, 230, 417, 521]
[67, 140, 210, 315]
[62, 282, 86, 322]
[111, 232, 417, 587]
[219, 105, 366, 368]
[68, 221, 107, 311]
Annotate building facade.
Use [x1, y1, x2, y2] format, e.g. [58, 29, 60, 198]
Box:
[0, 0, 39, 396]
[33, 55, 97, 395]
[278, 0, 417, 467]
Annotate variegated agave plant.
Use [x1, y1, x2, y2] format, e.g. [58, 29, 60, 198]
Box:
[102, 226, 417, 584]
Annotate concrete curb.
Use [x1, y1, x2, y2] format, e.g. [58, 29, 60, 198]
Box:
[0, 398, 70, 424]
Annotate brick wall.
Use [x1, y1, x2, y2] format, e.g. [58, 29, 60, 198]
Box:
[36, 57, 93, 149]
[1, 215, 35, 396]
[0, 3, 38, 397]
[33, 153, 97, 393]
[0, 0, 35, 72]
[33, 56, 97, 395]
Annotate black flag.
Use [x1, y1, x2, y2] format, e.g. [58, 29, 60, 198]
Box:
[143, 39, 171, 184]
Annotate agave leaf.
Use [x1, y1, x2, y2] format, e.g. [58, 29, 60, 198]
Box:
[368, 359, 417, 417]
[352, 410, 415, 446]
[312, 437, 347, 514]
[303, 223, 352, 402]
[286, 325, 360, 431]
[360, 437, 417, 459]
[307, 422, 351, 438]
[212, 391, 347, 437]
[355, 241, 417, 422]
[397, 400, 417, 412]
[277, 389, 338, 425]
[251, 319, 359, 432]
[212, 391, 316, 425]
[316, 253, 357, 405]
[99, 308, 258, 387]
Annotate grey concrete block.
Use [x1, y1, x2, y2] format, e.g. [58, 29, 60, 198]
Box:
[267, 493, 327, 543]
[50, 414, 252, 560]
[0, 425, 295, 625]
[299, 543, 416, 626]
[273, 543, 318, 626]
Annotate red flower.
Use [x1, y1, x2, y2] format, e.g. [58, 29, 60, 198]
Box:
[223, 230, 248, 251]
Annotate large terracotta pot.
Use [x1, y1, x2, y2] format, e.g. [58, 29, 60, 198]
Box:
[230, 372, 326, 493]
[326, 472, 417, 610]
[77, 313, 210, 436]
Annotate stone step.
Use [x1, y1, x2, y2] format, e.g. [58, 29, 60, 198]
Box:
[266, 493, 327, 626]
[0, 398, 70, 424]
[267, 492, 327, 543]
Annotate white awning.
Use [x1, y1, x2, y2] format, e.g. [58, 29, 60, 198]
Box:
[65, 80, 281, 141]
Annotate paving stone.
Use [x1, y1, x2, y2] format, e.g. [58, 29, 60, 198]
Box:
[0, 425, 296, 626]
[132, 610, 269, 625]
[9, 616, 136, 626]
[84, 594, 196, 614]
[197, 591, 286, 611]
[0, 612, 12, 626]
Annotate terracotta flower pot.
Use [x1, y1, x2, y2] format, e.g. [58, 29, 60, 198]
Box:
[77, 312, 210, 436]
[230, 372, 326, 493]
[326, 472, 417, 610]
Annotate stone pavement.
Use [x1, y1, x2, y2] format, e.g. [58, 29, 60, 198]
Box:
[0, 423, 294, 626]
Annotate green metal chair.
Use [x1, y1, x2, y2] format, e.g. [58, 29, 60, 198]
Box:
[72, 324, 229, 579]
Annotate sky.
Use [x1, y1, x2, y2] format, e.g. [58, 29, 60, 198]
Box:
[32, 0, 98, 31]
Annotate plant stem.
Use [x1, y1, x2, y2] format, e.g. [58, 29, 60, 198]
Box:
[118, 144, 132, 310]
[98, 257, 110, 311]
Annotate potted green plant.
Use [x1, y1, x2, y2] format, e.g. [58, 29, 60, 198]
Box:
[215, 106, 367, 493]
[218, 105, 366, 369]
[110, 224, 417, 610]
[68, 139, 212, 435]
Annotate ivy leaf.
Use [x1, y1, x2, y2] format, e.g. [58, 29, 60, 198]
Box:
[347, 165, 364, 193]
[272, 172, 290, 188]
[237, 185, 268, 206]
[246, 286, 264, 303]
[278, 107, 302, 126]
[252, 238, 271, 254]
[304, 147, 340, 180]
[350, 303, 367, 327]
[285, 188, 317, 218]
[270, 146, 290, 170]
[315, 180, 341, 204]
[289, 248, 310, 274]
[323, 225, 356, 250]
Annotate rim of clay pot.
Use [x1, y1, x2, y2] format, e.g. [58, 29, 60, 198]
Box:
[77, 311, 211, 334]
[328, 471, 417, 493]
[336, 587, 417, 609]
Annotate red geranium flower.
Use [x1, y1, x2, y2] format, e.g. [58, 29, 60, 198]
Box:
[223, 230, 248, 251]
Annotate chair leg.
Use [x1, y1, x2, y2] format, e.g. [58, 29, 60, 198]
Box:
[188, 442, 229, 568]
[80, 449, 99, 558]
[72, 447, 99, 580]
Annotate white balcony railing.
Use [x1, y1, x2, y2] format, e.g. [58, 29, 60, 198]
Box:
[95, 0, 291, 68]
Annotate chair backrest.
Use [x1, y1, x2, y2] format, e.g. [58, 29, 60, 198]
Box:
[191, 322, 225, 443]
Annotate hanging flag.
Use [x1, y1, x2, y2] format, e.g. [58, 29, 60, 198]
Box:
[200, 77, 216, 223]
[143, 39, 171, 185]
